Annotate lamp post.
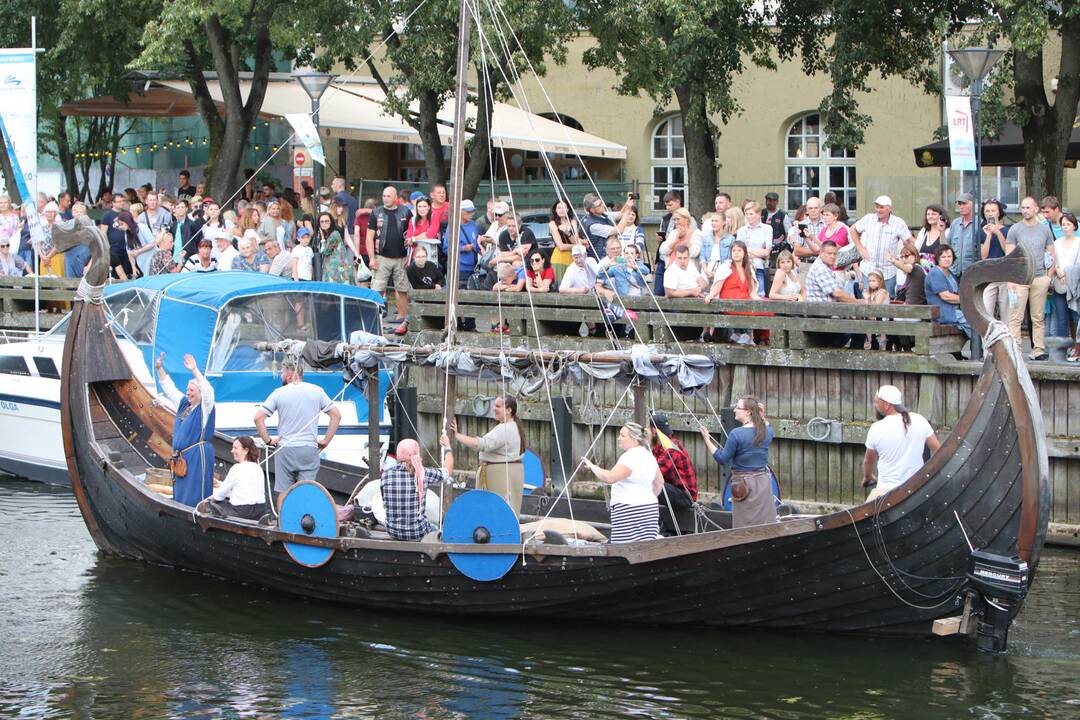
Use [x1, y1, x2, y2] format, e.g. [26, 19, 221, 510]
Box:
[947, 48, 1005, 214]
[292, 68, 336, 195]
[947, 47, 1004, 362]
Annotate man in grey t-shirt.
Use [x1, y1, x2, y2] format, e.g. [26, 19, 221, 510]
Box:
[255, 363, 342, 493]
[1005, 196, 1058, 360]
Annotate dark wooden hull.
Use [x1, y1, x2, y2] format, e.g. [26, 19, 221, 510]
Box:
[61, 254, 1050, 637]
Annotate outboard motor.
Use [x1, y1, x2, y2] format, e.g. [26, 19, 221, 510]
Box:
[966, 549, 1029, 653]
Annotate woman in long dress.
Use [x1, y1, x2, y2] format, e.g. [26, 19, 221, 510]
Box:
[450, 395, 526, 515]
[317, 211, 352, 284]
[699, 396, 777, 529]
[155, 352, 215, 507]
[581, 422, 662, 543]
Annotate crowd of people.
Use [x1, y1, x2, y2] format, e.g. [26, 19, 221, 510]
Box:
[1, 174, 1076, 360]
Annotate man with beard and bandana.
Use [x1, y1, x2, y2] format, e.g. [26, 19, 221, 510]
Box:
[862, 385, 940, 501]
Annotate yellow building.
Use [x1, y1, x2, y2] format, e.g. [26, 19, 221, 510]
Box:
[336, 33, 1076, 223]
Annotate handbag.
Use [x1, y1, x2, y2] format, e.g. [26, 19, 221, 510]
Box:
[355, 254, 372, 283]
[168, 453, 188, 478]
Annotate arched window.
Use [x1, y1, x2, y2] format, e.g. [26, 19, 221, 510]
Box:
[785, 113, 856, 211]
[651, 116, 686, 211]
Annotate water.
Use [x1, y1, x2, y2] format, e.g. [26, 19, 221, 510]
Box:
[1, 479, 1078, 720]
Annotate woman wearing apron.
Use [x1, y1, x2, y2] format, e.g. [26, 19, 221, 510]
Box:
[155, 353, 216, 507]
[450, 396, 525, 515]
[700, 396, 777, 528]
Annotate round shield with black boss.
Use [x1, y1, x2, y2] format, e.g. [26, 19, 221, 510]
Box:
[278, 480, 339, 568]
[442, 489, 520, 581]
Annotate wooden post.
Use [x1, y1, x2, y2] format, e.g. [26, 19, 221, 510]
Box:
[633, 379, 648, 427]
[551, 396, 573, 490]
[367, 368, 381, 481]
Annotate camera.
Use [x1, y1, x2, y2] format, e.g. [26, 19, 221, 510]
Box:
[798, 222, 810, 231]
[627, 192, 640, 200]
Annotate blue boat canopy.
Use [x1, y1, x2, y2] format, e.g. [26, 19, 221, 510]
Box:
[103, 273, 385, 404]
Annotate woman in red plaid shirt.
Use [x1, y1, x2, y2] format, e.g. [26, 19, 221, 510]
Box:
[649, 414, 698, 536]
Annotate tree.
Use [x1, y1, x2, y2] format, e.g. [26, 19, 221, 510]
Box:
[775, 0, 1079, 200]
[138, 1, 309, 202]
[578, 0, 774, 217]
[306, 0, 575, 198]
[0, 0, 152, 202]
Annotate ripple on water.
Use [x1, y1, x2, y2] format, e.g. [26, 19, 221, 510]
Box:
[1, 479, 1080, 719]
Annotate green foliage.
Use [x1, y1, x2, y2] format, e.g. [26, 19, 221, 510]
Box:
[578, 0, 774, 134]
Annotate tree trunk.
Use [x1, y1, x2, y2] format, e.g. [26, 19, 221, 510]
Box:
[1014, 11, 1080, 201]
[418, 89, 448, 185]
[185, 9, 274, 206]
[674, 82, 717, 218]
[461, 65, 494, 200]
[54, 120, 79, 198]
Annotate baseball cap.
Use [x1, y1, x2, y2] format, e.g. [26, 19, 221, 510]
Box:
[460, 199, 476, 212]
[571, 245, 587, 257]
[876, 384, 904, 407]
[296, 227, 312, 238]
[492, 201, 510, 216]
[955, 192, 974, 204]
[650, 413, 672, 435]
[318, 187, 332, 198]
[873, 195, 892, 207]
[409, 191, 425, 202]
[764, 192, 779, 201]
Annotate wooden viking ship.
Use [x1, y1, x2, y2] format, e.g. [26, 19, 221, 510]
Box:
[56, 203, 1048, 651]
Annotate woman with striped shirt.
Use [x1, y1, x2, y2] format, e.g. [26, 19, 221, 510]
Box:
[581, 423, 662, 543]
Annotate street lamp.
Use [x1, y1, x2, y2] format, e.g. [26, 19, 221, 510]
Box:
[292, 68, 337, 194]
[947, 48, 1006, 214]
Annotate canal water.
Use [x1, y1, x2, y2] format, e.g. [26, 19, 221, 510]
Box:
[1, 479, 1078, 719]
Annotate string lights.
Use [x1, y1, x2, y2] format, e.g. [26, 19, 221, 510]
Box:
[73, 137, 281, 160]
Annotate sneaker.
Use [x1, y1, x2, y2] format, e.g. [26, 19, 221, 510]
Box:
[578, 322, 589, 337]
[1027, 351, 1049, 361]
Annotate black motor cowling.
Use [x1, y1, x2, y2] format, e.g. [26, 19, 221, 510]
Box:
[966, 549, 1029, 654]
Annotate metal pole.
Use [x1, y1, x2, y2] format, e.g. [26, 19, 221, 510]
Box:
[442, 0, 472, 431]
[31, 17, 39, 336]
[312, 98, 323, 196]
[969, 78, 985, 362]
[367, 367, 381, 482]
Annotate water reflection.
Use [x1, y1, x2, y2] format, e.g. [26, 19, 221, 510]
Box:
[1, 479, 1079, 719]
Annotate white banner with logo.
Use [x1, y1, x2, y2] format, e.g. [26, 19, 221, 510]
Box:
[284, 113, 326, 166]
[0, 49, 38, 200]
[945, 95, 976, 172]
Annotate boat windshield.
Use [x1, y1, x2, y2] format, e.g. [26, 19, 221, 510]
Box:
[103, 289, 158, 345]
[207, 293, 380, 373]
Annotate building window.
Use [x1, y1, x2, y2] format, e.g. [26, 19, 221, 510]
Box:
[785, 113, 856, 211]
[958, 167, 1022, 212]
[651, 116, 686, 211]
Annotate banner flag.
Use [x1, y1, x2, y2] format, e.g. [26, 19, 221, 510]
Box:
[0, 49, 38, 201]
[945, 95, 977, 172]
[285, 113, 326, 166]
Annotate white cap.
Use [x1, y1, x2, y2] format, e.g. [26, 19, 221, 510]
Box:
[873, 195, 892, 207]
[493, 201, 510, 216]
[460, 199, 475, 212]
[571, 245, 587, 256]
[876, 384, 904, 406]
[43, 201, 60, 214]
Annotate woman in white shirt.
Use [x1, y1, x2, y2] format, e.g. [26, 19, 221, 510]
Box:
[659, 208, 702, 271]
[581, 422, 662, 543]
[209, 436, 268, 520]
[1050, 212, 1079, 342]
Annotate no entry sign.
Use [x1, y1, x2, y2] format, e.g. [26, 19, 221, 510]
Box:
[294, 150, 307, 166]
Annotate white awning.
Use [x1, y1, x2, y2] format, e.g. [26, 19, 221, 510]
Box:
[152, 78, 626, 160]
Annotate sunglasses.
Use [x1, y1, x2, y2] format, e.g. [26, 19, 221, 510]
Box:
[531, 257, 543, 263]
